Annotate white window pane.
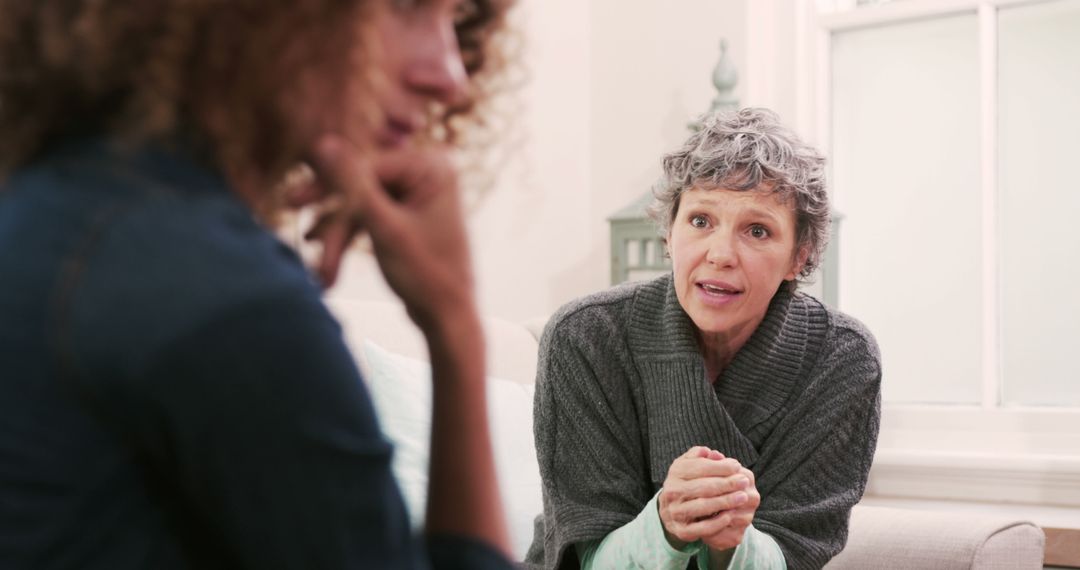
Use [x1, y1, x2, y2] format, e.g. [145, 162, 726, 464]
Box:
[999, 0, 1080, 407]
[832, 14, 982, 404]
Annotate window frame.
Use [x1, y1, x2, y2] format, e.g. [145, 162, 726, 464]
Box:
[790, 0, 1080, 508]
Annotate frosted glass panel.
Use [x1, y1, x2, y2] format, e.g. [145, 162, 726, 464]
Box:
[999, 0, 1080, 407]
[832, 15, 982, 404]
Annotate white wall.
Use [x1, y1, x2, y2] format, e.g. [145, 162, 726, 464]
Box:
[585, 0, 747, 315]
[328, 0, 749, 323]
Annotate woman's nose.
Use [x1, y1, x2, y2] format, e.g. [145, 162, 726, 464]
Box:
[404, 21, 468, 106]
[705, 232, 738, 268]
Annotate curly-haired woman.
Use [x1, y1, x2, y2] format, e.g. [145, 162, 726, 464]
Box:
[0, 1, 517, 568]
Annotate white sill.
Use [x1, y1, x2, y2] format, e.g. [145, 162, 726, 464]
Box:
[868, 448, 1080, 508]
[858, 495, 1080, 529]
[871, 405, 1080, 511]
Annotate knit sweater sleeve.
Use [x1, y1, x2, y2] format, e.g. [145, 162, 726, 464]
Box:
[751, 315, 882, 570]
[530, 300, 654, 570]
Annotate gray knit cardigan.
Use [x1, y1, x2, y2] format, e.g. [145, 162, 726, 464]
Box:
[525, 274, 881, 570]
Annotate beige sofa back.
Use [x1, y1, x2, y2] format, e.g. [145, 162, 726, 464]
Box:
[826, 505, 1044, 569]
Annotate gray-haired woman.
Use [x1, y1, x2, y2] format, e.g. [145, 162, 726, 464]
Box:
[527, 108, 881, 570]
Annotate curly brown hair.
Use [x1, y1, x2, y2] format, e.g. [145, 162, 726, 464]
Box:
[0, 0, 514, 209]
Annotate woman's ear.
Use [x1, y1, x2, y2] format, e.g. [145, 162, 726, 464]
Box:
[786, 245, 810, 281]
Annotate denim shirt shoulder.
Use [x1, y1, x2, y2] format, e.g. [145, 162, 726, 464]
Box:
[1, 137, 320, 383]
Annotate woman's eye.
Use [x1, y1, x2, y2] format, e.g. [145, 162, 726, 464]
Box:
[749, 225, 770, 239]
[690, 215, 708, 229]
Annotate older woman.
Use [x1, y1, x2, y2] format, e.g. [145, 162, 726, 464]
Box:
[528, 108, 881, 570]
[0, 0, 517, 568]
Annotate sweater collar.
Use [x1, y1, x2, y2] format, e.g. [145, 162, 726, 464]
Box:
[627, 274, 827, 471]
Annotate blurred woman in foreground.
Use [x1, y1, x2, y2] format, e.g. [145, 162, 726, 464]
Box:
[0, 0, 516, 567]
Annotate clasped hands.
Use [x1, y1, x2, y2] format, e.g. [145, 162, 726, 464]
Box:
[659, 446, 761, 554]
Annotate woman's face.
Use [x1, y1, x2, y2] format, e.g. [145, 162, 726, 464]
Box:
[668, 186, 806, 346]
[292, 0, 469, 152]
[370, 0, 469, 149]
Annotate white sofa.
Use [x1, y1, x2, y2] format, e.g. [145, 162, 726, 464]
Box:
[326, 298, 1046, 569]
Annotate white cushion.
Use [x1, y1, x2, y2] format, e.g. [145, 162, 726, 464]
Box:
[360, 339, 543, 561]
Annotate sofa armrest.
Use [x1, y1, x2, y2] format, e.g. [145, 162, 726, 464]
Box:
[521, 316, 548, 342]
[825, 505, 1045, 570]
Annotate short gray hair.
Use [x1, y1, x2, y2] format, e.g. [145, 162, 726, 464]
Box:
[648, 107, 830, 283]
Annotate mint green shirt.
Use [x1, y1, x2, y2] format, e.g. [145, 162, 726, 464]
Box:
[575, 491, 786, 570]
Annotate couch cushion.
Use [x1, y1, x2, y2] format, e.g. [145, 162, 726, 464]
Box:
[825, 505, 1045, 569]
[359, 339, 543, 561]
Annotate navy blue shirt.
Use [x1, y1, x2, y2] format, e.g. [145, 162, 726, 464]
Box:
[0, 139, 510, 569]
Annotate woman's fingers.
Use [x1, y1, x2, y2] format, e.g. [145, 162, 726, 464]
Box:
[370, 146, 455, 205]
[699, 506, 756, 551]
[662, 505, 738, 545]
[725, 506, 756, 529]
[680, 446, 722, 462]
[658, 446, 765, 547]
[701, 524, 750, 552]
[682, 472, 750, 498]
[661, 448, 754, 544]
[666, 490, 751, 524]
[684, 512, 737, 540]
[308, 135, 393, 232]
[312, 216, 351, 288]
[669, 455, 743, 481]
[699, 476, 761, 551]
[305, 135, 424, 290]
[304, 133, 474, 331]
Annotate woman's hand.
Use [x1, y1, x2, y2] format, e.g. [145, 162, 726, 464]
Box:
[658, 447, 759, 551]
[304, 134, 509, 554]
[700, 465, 760, 552]
[303, 134, 476, 337]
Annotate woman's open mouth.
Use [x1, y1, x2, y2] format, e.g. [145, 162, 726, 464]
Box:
[696, 280, 742, 306]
